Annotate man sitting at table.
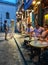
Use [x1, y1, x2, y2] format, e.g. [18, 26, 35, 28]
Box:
[23, 23, 34, 47]
[26, 23, 34, 38]
[33, 23, 44, 37]
[41, 24, 48, 41]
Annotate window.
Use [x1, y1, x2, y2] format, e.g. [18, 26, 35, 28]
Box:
[6, 12, 10, 19]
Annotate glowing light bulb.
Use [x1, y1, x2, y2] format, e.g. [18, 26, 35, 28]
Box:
[37, 1, 41, 5]
[32, 0, 36, 5]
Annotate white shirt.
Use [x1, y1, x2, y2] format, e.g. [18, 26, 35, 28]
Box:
[26, 26, 34, 33]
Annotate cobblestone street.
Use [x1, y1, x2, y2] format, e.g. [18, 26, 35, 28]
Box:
[0, 33, 24, 65]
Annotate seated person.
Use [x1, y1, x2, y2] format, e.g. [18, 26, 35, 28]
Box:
[23, 23, 34, 46]
[41, 25, 48, 41]
[33, 24, 44, 37]
[26, 23, 34, 38]
[41, 30, 48, 41]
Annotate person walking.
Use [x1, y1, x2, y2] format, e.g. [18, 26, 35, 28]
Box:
[4, 20, 8, 40]
[9, 20, 14, 39]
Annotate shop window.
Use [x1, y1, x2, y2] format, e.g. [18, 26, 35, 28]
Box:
[6, 12, 10, 19]
[44, 14, 48, 25]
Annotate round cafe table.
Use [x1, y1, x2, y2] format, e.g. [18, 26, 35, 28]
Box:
[24, 37, 48, 55]
[24, 37, 48, 48]
[21, 33, 30, 37]
[29, 40, 48, 48]
[24, 37, 48, 60]
[29, 38, 48, 62]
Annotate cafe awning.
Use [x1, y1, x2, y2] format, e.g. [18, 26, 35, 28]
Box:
[24, 0, 32, 10]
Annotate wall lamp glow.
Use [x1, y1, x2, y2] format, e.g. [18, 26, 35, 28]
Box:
[16, 12, 18, 14]
[32, 0, 36, 5]
[37, 1, 41, 5]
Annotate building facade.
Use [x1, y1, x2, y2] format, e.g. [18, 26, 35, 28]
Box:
[0, 1, 18, 31]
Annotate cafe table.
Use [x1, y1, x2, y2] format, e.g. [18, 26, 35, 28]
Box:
[24, 37, 48, 53]
[24, 37, 48, 48]
[24, 37, 48, 60]
[29, 39, 48, 48]
[21, 33, 30, 37]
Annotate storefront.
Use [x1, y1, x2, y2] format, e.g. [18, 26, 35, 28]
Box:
[43, 8, 48, 26]
[41, 0, 48, 26]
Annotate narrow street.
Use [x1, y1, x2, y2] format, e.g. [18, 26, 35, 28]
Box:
[0, 33, 24, 65]
[0, 0, 48, 65]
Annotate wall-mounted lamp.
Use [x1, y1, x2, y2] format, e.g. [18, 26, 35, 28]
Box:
[22, 8, 24, 11]
[32, 0, 41, 5]
[37, 1, 41, 5]
[32, 0, 36, 5]
[19, 12, 22, 14]
[16, 12, 18, 14]
[32, 10, 34, 12]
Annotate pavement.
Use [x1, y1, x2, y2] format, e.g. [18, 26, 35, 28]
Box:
[0, 33, 25, 65]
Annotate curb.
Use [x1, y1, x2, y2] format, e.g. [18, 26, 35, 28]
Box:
[14, 38, 28, 65]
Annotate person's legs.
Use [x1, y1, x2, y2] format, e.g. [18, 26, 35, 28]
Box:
[5, 31, 7, 40]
